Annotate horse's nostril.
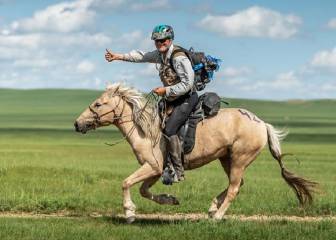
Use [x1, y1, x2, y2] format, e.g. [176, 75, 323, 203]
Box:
[74, 121, 79, 131]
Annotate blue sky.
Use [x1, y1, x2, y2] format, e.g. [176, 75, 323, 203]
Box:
[1, 0, 336, 99]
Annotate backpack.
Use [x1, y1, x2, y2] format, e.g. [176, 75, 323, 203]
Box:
[170, 46, 221, 91]
[197, 92, 221, 117]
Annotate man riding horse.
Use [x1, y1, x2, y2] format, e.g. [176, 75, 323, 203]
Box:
[105, 25, 198, 182]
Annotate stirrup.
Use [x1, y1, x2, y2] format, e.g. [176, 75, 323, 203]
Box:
[161, 167, 175, 185]
[173, 174, 185, 183]
[161, 167, 184, 185]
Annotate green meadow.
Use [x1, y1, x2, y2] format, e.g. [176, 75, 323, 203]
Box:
[0, 88, 335, 239]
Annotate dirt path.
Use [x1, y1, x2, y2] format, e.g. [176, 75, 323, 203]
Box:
[0, 212, 335, 222]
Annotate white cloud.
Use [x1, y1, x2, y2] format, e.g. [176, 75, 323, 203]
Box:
[327, 18, 336, 29]
[77, 60, 96, 74]
[0, 34, 42, 49]
[198, 6, 302, 39]
[131, 0, 171, 11]
[225, 78, 247, 86]
[138, 64, 158, 77]
[1, 29, 10, 35]
[0, 46, 31, 60]
[117, 30, 144, 47]
[0, 32, 112, 73]
[43, 32, 111, 47]
[270, 71, 301, 89]
[87, 0, 171, 12]
[321, 82, 336, 91]
[310, 47, 336, 70]
[11, 0, 95, 33]
[90, 0, 125, 9]
[116, 30, 153, 51]
[219, 66, 251, 78]
[228, 70, 301, 94]
[14, 58, 53, 68]
[0, 34, 45, 61]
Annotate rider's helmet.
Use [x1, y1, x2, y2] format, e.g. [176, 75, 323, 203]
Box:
[151, 24, 174, 40]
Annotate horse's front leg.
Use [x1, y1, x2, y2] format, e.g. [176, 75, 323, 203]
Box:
[122, 162, 160, 223]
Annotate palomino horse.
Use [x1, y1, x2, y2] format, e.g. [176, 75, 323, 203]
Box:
[74, 83, 317, 223]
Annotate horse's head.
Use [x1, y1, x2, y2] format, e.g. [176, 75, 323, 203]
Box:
[74, 88, 124, 134]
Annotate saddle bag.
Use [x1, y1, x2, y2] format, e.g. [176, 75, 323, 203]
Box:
[198, 92, 221, 117]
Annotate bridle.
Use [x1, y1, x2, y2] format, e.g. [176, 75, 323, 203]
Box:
[88, 95, 133, 126]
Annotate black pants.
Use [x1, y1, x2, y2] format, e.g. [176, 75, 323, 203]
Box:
[164, 92, 198, 137]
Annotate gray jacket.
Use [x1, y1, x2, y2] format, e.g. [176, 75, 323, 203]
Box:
[122, 44, 194, 100]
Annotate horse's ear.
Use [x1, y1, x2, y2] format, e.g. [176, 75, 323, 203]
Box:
[113, 84, 120, 93]
[106, 82, 121, 98]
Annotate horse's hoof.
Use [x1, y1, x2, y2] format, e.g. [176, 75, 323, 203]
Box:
[170, 196, 180, 205]
[158, 194, 179, 205]
[212, 213, 224, 221]
[208, 211, 216, 219]
[126, 216, 135, 224]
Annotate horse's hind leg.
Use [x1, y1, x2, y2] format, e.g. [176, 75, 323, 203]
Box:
[208, 156, 230, 217]
[140, 176, 179, 205]
[212, 164, 244, 220]
[208, 156, 245, 217]
[212, 151, 259, 220]
[208, 155, 245, 217]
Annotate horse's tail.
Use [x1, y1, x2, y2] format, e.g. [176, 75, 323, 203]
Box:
[265, 123, 318, 205]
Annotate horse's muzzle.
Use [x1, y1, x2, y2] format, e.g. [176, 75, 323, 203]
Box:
[74, 120, 87, 134]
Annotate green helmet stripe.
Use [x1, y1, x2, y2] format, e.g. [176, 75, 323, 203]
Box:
[151, 24, 174, 40]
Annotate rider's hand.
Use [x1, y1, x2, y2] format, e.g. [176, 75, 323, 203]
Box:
[105, 49, 123, 62]
[153, 87, 166, 96]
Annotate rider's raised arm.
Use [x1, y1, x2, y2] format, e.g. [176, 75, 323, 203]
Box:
[122, 50, 161, 64]
[165, 55, 195, 99]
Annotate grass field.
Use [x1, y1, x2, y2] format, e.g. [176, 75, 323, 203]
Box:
[0, 88, 335, 239]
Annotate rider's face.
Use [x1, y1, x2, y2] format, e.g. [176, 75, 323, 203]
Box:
[155, 38, 172, 53]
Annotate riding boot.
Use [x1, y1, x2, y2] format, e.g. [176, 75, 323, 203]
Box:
[167, 135, 184, 182]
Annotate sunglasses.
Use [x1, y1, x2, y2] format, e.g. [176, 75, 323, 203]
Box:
[155, 38, 168, 44]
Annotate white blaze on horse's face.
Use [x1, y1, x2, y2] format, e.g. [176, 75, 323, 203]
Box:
[74, 93, 119, 134]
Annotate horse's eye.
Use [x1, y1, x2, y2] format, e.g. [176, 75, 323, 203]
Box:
[94, 102, 102, 108]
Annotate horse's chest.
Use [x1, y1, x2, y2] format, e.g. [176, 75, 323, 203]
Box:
[131, 142, 152, 165]
[133, 150, 146, 165]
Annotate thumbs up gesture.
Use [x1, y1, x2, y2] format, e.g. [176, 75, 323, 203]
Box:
[105, 49, 123, 62]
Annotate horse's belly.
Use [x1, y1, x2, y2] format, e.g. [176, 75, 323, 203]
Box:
[185, 140, 229, 170]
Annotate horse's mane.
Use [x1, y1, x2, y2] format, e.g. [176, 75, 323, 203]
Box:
[106, 83, 161, 141]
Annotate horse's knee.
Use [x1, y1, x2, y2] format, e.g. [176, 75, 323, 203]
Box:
[122, 180, 131, 191]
